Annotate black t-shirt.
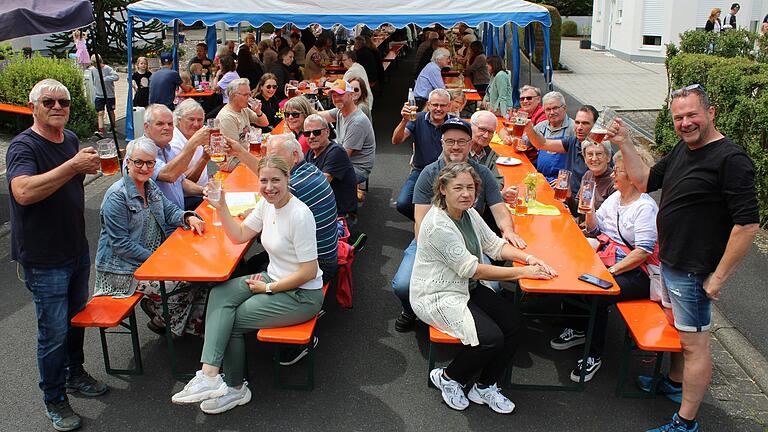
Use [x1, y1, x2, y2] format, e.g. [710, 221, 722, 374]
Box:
[6, 129, 88, 267]
[188, 56, 213, 80]
[647, 137, 759, 273]
[132, 70, 151, 107]
[306, 142, 358, 215]
[256, 94, 281, 127]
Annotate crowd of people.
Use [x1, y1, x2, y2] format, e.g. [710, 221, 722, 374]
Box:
[6, 21, 760, 432]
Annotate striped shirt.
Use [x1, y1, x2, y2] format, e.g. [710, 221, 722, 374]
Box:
[290, 161, 339, 264]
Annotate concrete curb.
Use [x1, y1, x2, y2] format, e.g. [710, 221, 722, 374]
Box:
[712, 304, 768, 395]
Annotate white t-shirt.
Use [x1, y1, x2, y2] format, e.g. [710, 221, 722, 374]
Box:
[596, 191, 658, 259]
[169, 127, 208, 187]
[243, 196, 323, 289]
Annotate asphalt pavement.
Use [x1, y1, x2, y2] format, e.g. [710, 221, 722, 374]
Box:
[0, 46, 766, 431]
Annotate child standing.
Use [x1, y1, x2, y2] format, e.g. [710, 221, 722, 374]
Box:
[72, 30, 91, 70]
[89, 54, 120, 137]
[132, 56, 152, 107]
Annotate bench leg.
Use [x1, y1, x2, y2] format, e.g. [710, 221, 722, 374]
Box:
[98, 311, 143, 375]
[428, 341, 437, 387]
[615, 328, 633, 397]
[272, 341, 315, 391]
[615, 327, 665, 398]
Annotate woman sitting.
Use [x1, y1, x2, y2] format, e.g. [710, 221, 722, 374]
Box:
[283, 96, 317, 154]
[171, 155, 324, 414]
[258, 39, 277, 70]
[236, 45, 263, 91]
[550, 149, 659, 383]
[347, 76, 372, 123]
[483, 56, 513, 116]
[269, 47, 301, 101]
[411, 162, 557, 414]
[465, 41, 490, 95]
[95, 137, 206, 336]
[253, 73, 281, 128]
[571, 139, 615, 215]
[212, 55, 239, 105]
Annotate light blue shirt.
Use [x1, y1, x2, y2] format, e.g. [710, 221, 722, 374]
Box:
[152, 144, 186, 210]
[414, 62, 445, 99]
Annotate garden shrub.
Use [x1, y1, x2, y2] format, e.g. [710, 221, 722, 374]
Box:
[561, 20, 578, 37]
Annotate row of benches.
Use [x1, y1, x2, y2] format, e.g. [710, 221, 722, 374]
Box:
[428, 299, 682, 397]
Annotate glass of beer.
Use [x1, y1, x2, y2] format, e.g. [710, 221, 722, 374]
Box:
[554, 169, 571, 201]
[512, 111, 528, 138]
[588, 107, 617, 143]
[503, 186, 519, 213]
[247, 127, 262, 154]
[577, 177, 596, 214]
[515, 185, 528, 216]
[206, 118, 220, 136]
[513, 138, 529, 153]
[97, 139, 119, 176]
[209, 134, 227, 163]
[205, 179, 223, 226]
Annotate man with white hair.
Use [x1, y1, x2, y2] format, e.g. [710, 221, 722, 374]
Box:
[143, 103, 209, 210]
[170, 99, 213, 210]
[469, 110, 503, 189]
[216, 77, 269, 144]
[413, 48, 450, 109]
[8, 79, 105, 431]
[522, 91, 575, 182]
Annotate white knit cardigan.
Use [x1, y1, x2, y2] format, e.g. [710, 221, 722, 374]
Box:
[410, 206, 506, 346]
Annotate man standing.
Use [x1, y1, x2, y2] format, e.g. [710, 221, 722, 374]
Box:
[187, 42, 213, 80]
[610, 85, 758, 432]
[319, 79, 376, 184]
[391, 118, 526, 332]
[149, 52, 182, 110]
[341, 51, 373, 109]
[304, 114, 358, 219]
[143, 104, 208, 210]
[169, 99, 213, 210]
[522, 91, 575, 182]
[7, 79, 107, 431]
[391, 88, 451, 220]
[723, 3, 740, 30]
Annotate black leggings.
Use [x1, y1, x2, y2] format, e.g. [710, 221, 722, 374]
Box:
[445, 287, 523, 386]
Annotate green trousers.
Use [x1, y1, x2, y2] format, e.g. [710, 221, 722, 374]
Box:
[200, 273, 323, 386]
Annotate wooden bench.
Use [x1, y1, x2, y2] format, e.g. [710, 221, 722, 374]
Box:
[615, 299, 681, 397]
[256, 283, 329, 390]
[0, 103, 33, 131]
[71, 292, 144, 375]
[427, 326, 461, 386]
[382, 44, 405, 72]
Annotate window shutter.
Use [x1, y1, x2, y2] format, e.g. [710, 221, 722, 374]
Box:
[642, 0, 665, 37]
[696, 0, 726, 28]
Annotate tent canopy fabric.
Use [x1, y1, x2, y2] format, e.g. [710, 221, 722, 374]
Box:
[127, 0, 551, 29]
[0, 0, 93, 42]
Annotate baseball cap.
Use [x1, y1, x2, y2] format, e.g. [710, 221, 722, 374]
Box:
[438, 117, 472, 136]
[160, 52, 173, 64]
[329, 79, 354, 95]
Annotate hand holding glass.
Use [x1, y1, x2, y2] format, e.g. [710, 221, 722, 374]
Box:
[96, 139, 119, 176]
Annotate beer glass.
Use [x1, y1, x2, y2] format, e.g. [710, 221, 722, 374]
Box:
[588, 107, 617, 143]
[515, 184, 528, 216]
[512, 111, 528, 139]
[97, 139, 119, 176]
[247, 127, 262, 154]
[577, 177, 596, 214]
[206, 179, 223, 226]
[207, 118, 220, 136]
[209, 134, 227, 163]
[503, 185, 518, 206]
[554, 169, 571, 201]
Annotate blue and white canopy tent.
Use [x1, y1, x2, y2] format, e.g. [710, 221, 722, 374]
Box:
[125, 0, 552, 139]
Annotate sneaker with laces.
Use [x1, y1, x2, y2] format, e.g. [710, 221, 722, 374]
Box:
[468, 383, 515, 414]
[171, 370, 227, 404]
[45, 398, 81, 432]
[646, 413, 700, 432]
[636, 374, 683, 403]
[394, 311, 416, 332]
[199, 383, 252, 414]
[278, 336, 319, 366]
[569, 356, 602, 383]
[65, 370, 108, 397]
[429, 368, 469, 411]
[550, 327, 586, 350]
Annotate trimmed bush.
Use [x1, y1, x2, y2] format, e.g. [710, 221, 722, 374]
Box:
[527, 5, 562, 71]
[0, 54, 96, 138]
[561, 20, 578, 37]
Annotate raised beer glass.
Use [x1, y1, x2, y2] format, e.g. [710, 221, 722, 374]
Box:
[97, 139, 119, 176]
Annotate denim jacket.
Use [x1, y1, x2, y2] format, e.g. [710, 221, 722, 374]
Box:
[95, 177, 192, 274]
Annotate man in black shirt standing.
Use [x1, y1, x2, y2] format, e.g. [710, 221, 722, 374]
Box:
[609, 84, 758, 432]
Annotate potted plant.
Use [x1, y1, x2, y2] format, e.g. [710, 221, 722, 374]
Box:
[580, 25, 591, 49]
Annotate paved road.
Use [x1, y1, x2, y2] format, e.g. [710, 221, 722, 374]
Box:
[0, 48, 764, 431]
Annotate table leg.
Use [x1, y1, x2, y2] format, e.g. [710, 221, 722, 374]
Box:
[159, 281, 193, 381]
[573, 296, 599, 390]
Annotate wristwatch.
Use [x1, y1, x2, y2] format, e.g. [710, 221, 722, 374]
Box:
[608, 266, 616, 275]
[265, 283, 274, 295]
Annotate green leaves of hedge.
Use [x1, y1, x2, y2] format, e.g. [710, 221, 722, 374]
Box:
[0, 54, 96, 138]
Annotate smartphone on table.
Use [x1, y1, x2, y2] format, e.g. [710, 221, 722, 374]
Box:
[578, 273, 613, 289]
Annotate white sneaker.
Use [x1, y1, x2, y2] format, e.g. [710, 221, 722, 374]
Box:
[429, 368, 469, 411]
[200, 383, 252, 414]
[468, 383, 516, 414]
[171, 370, 227, 404]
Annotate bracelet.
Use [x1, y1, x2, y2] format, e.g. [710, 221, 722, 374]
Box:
[525, 254, 533, 264]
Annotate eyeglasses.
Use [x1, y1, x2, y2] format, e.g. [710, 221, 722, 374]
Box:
[544, 105, 564, 113]
[264, 84, 278, 89]
[585, 152, 606, 160]
[430, 102, 449, 109]
[130, 158, 156, 168]
[235, 92, 251, 98]
[302, 129, 325, 137]
[40, 98, 71, 109]
[284, 111, 302, 118]
[472, 123, 494, 136]
[671, 83, 707, 98]
[442, 138, 471, 147]
[520, 96, 538, 101]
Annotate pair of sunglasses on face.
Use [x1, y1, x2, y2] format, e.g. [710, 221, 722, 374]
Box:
[40, 98, 71, 109]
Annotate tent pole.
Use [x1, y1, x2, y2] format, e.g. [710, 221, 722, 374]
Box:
[126, 17, 135, 141]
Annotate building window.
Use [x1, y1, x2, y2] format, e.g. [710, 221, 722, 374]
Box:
[642, 35, 662, 46]
[616, 0, 624, 23]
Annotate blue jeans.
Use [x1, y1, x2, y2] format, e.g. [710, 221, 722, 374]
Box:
[23, 253, 90, 403]
[391, 239, 500, 318]
[660, 264, 711, 332]
[395, 168, 422, 221]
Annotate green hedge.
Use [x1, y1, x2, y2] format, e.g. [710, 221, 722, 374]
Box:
[655, 48, 768, 227]
[526, 5, 562, 71]
[0, 54, 96, 138]
[561, 20, 578, 37]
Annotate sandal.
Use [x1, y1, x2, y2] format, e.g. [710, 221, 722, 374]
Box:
[146, 316, 166, 335]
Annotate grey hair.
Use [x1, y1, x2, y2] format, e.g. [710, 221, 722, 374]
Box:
[542, 91, 566, 106]
[226, 78, 251, 99]
[428, 88, 450, 101]
[126, 136, 158, 159]
[519, 85, 541, 96]
[268, 133, 303, 159]
[173, 98, 204, 126]
[431, 48, 450, 62]
[29, 79, 70, 104]
[144, 104, 172, 125]
[304, 113, 328, 129]
[613, 147, 655, 167]
[470, 109, 497, 126]
[581, 139, 613, 159]
[431, 162, 483, 210]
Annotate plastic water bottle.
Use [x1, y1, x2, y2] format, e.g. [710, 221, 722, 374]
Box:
[407, 88, 417, 121]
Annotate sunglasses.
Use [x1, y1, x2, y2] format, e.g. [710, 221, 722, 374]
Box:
[520, 96, 537, 101]
[302, 129, 325, 137]
[40, 98, 71, 109]
[130, 159, 156, 169]
[265, 84, 278, 90]
[671, 83, 707, 98]
[352, 88, 361, 92]
[284, 111, 302, 118]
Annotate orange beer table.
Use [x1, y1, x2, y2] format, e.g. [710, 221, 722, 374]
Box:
[177, 89, 215, 98]
[490, 118, 618, 390]
[134, 163, 260, 379]
[443, 75, 481, 102]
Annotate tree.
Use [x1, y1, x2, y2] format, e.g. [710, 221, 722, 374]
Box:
[532, 0, 593, 17]
[45, 0, 165, 63]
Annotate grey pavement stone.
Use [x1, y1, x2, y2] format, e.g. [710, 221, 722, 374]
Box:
[739, 393, 768, 412]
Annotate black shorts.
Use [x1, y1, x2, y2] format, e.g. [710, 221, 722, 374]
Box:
[95, 97, 116, 111]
